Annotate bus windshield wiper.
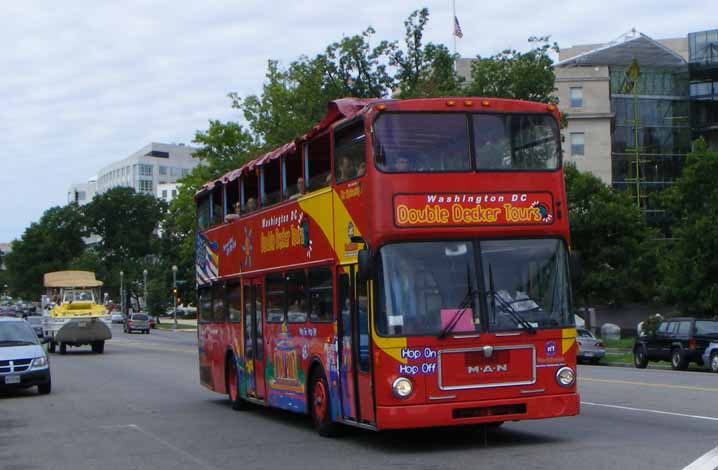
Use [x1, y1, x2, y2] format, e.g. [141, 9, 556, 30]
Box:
[487, 264, 536, 335]
[438, 266, 476, 339]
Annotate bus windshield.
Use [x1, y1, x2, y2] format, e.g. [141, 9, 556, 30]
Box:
[373, 112, 560, 172]
[375, 239, 572, 337]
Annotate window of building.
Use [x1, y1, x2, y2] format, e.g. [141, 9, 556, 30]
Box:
[265, 273, 285, 323]
[570, 87, 583, 108]
[212, 284, 226, 323]
[227, 284, 241, 323]
[334, 122, 366, 183]
[139, 180, 153, 192]
[139, 164, 153, 176]
[172, 189, 177, 198]
[309, 267, 333, 322]
[159, 166, 168, 176]
[182, 168, 190, 177]
[283, 151, 304, 199]
[262, 158, 281, 206]
[77, 191, 86, 200]
[171, 167, 182, 177]
[306, 133, 331, 191]
[162, 190, 168, 198]
[570, 133, 585, 156]
[287, 270, 307, 323]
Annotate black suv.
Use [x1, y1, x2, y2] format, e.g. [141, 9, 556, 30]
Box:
[634, 317, 718, 370]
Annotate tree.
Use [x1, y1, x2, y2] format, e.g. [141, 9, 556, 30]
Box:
[4, 204, 86, 299]
[564, 164, 658, 306]
[391, 8, 463, 98]
[82, 187, 167, 303]
[658, 138, 718, 314]
[232, 26, 395, 150]
[466, 36, 559, 103]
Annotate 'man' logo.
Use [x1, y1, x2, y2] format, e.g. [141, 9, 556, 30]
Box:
[467, 364, 508, 374]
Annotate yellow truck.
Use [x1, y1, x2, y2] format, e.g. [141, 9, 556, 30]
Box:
[42, 271, 112, 354]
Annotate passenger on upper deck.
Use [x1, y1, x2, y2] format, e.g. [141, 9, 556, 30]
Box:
[245, 197, 258, 213]
[289, 177, 305, 199]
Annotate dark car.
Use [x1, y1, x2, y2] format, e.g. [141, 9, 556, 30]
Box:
[634, 317, 718, 370]
[124, 313, 150, 334]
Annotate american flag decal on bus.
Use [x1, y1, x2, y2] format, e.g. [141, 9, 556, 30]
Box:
[196, 233, 219, 284]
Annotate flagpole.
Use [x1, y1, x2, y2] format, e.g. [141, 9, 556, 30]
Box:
[452, 0, 457, 56]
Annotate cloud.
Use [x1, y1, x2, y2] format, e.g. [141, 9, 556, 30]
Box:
[0, 0, 714, 241]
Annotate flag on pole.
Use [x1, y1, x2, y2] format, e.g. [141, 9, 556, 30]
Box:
[453, 15, 463, 39]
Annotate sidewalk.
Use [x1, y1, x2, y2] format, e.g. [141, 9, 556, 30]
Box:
[156, 318, 197, 331]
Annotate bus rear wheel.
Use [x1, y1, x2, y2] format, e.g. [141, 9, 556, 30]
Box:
[226, 358, 250, 411]
[310, 369, 340, 437]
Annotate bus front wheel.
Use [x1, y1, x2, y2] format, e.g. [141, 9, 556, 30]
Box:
[226, 358, 250, 411]
[310, 369, 340, 437]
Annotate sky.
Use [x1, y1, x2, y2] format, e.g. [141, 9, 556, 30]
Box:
[0, 0, 714, 243]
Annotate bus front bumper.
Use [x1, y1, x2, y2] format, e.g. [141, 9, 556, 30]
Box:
[375, 393, 579, 430]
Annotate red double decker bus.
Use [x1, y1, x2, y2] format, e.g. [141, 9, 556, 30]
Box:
[194, 97, 579, 435]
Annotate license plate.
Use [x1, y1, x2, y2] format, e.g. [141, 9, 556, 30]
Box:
[584, 352, 594, 357]
[5, 375, 21, 384]
[78, 321, 87, 327]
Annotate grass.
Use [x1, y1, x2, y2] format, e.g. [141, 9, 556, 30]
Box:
[601, 338, 635, 349]
[602, 352, 634, 364]
[156, 323, 196, 330]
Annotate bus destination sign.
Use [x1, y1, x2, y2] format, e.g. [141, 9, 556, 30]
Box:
[394, 192, 554, 227]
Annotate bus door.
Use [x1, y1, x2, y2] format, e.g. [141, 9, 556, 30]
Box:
[338, 266, 375, 424]
[242, 278, 266, 399]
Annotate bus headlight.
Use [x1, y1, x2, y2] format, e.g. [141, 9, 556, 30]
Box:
[392, 377, 413, 399]
[555, 367, 575, 387]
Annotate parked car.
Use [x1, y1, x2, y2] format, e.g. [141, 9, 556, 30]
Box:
[576, 328, 605, 364]
[702, 342, 718, 373]
[124, 313, 150, 334]
[110, 313, 124, 324]
[0, 317, 51, 395]
[634, 317, 718, 370]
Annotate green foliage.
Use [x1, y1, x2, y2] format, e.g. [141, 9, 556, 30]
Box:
[4, 204, 86, 299]
[564, 164, 658, 306]
[658, 139, 718, 315]
[466, 36, 559, 103]
[391, 8, 463, 98]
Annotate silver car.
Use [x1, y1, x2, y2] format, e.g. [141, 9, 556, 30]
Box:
[577, 328, 606, 364]
[0, 317, 51, 394]
[702, 342, 718, 373]
[124, 313, 150, 334]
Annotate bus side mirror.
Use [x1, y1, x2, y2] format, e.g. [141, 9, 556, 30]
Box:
[570, 250, 583, 283]
[357, 249, 374, 281]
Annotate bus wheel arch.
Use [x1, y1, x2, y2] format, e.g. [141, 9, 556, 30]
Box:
[225, 350, 249, 411]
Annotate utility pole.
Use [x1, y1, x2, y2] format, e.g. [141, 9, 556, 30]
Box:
[172, 265, 178, 330]
[120, 270, 124, 316]
[143, 269, 148, 312]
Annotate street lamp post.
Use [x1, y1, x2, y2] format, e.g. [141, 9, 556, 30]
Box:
[119, 271, 124, 315]
[143, 269, 148, 312]
[172, 265, 178, 330]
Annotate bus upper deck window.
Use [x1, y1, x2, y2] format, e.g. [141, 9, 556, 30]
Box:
[241, 173, 259, 214]
[307, 133, 331, 191]
[197, 196, 210, 231]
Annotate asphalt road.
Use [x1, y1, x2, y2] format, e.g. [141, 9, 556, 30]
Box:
[2, 325, 717, 470]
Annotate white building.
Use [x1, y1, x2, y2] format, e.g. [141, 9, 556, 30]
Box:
[157, 182, 180, 203]
[95, 142, 197, 195]
[67, 177, 97, 206]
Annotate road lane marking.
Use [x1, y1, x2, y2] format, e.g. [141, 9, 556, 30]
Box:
[682, 445, 718, 470]
[102, 424, 220, 470]
[581, 377, 718, 393]
[582, 401, 718, 422]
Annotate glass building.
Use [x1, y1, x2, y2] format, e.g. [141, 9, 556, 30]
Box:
[688, 29, 718, 148]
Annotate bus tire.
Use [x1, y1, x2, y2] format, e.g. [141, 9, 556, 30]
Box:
[226, 357, 250, 411]
[309, 369, 340, 437]
[59, 343, 67, 355]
